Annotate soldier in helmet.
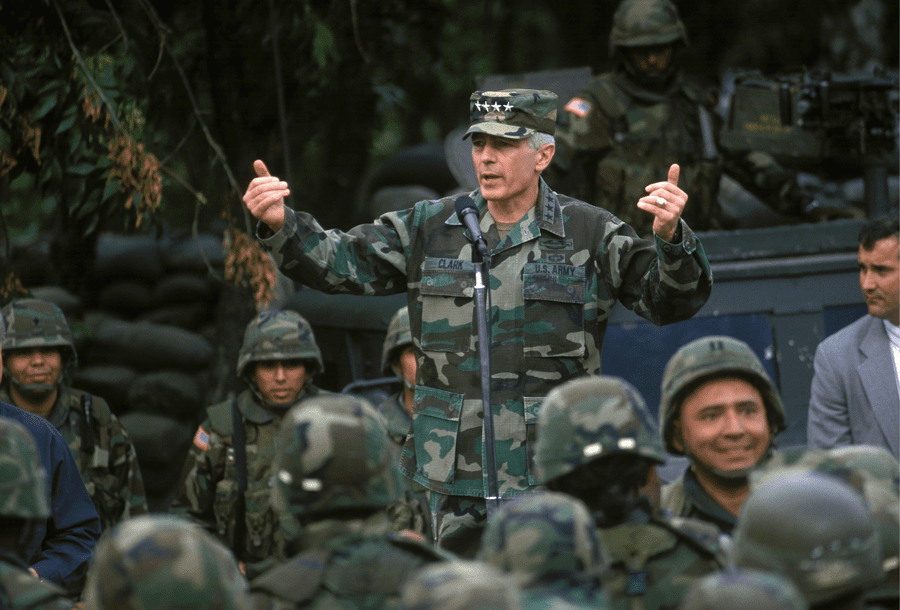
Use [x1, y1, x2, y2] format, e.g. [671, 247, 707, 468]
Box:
[534, 375, 725, 610]
[0, 417, 75, 610]
[401, 561, 525, 610]
[549, 0, 807, 236]
[0, 298, 148, 531]
[378, 306, 415, 447]
[82, 514, 249, 610]
[658, 335, 786, 534]
[242, 394, 448, 609]
[732, 470, 883, 610]
[171, 309, 328, 578]
[678, 569, 809, 610]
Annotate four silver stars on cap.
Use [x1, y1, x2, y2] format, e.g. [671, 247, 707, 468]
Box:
[475, 100, 515, 112]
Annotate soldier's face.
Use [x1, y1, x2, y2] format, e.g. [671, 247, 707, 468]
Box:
[471, 134, 553, 208]
[673, 377, 770, 474]
[251, 358, 310, 406]
[859, 236, 899, 325]
[397, 346, 417, 386]
[627, 44, 674, 79]
[5, 347, 63, 388]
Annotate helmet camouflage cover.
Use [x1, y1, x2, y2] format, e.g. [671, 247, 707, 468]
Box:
[271, 394, 404, 533]
[381, 306, 413, 376]
[401, 561, 524, 610]
[732, 470, 882, 606]
[609, 0, 689, 53]
[659, 336, 786, 455]
[534, 375, 666, 485]
[236, 309, 323, 378]
[0, 416, 50, 520]
[679, 569, 809, 610]
[82, 514, 248, 610]
[1, 298, 77, 364]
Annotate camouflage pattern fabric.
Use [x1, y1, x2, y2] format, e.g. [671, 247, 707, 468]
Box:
[401, 561, 524, 610]
[608, 0, 689, 52]
[258, 178, 712, 503]
[464, 90, 558, 140]
[1, 299, 77, 363]
[0, 386, 148, 531]
[237, 310, 323, 378]
[381, 307, 413, 376]
[376, 392, 413, 447]
[477, 492, 609, 610]
[0, 550, 74, 610]
[82, 514, 249, 610]
[678, 569, 808, 610]
[659, 467, 740, 535]
[0, 416, 50, 520]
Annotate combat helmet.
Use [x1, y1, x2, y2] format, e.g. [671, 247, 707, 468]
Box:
[534, 375, 666, 486]
[732, 470, 882, 607]
[659, 336, 786, 456]
[679, 569, 809, 610]
[271, 394, 405, 540]
[1, 298, 77, 366]
[0, 417, 50, 520]
[609, 0, 689, 54]
[381, 306, 413, 376]
[236, 309, 323, 378]
[401, 561, 524, 610]
[82, 515, 247, 610]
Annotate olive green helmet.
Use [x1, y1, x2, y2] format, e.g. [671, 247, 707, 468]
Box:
[732, 470, 882, 607]
[534, 375, 666, 486]
[236, 309, 323, 378]
[0, 417, 50, 520]
[401, 561, 524, 610]
[679, 569, 809, 610]
[82, 515, 248, 610]
[1, 298, 77, 365]
[381, 306, 413, 376]
[659, 336, 786, 455]
[271, 394, 404, 537]
[609, 0, 689, 54]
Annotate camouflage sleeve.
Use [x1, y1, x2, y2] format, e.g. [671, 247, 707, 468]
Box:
[257, 206, 411, 296]
[168, 420, 224, 534]
[106, 412, 149, 521]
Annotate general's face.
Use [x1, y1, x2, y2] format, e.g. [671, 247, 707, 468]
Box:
[470, 133, 550, 207]
[5, 347, 64, 388]
[251, 359, 310, 405]
[859, 236, 899, 325]
[674, 377, 771, 474]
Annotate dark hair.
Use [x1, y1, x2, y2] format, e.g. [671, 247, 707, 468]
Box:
[858, 212, 899, 250]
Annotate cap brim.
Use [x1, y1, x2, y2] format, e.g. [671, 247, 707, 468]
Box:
[463, 122, 534, 140]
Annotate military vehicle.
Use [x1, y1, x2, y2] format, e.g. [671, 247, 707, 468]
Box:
[285, 66, 898, 467]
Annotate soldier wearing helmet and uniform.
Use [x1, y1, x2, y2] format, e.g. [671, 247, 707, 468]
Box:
[378, 306, 415, 447]
[171, 309, 327, 578]
[243, 394, 447, 609]
[0, 417, 75, 610]
[678, 569, 809, 610]
[658, 335, 787, 535]
[534, 375, 725, 610]
[0, 298, 148, 532]
[401, 561, 525, 610]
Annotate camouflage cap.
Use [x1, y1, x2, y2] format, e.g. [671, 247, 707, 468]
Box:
[1, 298, 77, 364]
[271, 394, 404, 533]
[534, 375, 666, 485]
[381, 306, 413, 376]
[732, 470, 882, 606]
[464, 89, 558, 140]
[679, 569, 808, 610]
[82, 515, 248, 610]
[659, 336, 785, 455]
[401, 561, 524, 610]
[609, 0, 689, 52]
[0, 416, 50, 520]
[477, 492, 605, 590]
[236, 309, 323, 378]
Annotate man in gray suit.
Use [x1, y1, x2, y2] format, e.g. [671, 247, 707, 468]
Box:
[808, 213, 899, 458]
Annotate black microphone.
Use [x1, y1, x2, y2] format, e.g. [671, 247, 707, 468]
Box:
[454, 196, 489, 258]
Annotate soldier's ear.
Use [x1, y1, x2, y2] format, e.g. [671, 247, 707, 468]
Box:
[671, 419, 685, 453]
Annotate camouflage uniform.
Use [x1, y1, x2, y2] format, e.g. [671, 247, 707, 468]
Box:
[377, 306, 414, 447]
[477, 492, 610, 610]
[243, 394, 447, 610]
[1, 298, 148, 531]
[678, 569, 809, 610]
[0, 417, 74, 610]
[534, 376, 725, 610]
[82, 514, 249, 610]
[657, 336, 787, 535]
[401, 561, 525, 610]
[257, 90, 712, 555]
[170, 310, 326, 578]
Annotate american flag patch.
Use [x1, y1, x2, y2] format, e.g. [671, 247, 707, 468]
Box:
[564, 97, 592, 118]
[193, 426, 210, 451]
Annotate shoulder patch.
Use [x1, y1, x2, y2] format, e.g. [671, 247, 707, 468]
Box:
[193, 425, 210, 451]
[564, 97, 593, 119]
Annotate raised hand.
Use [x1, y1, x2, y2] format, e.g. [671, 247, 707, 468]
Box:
[243, 160, 290, 233]
[636, 163, 687, 243]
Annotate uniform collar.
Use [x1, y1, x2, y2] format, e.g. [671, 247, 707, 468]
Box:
[46, 384, 72, 428]
[240, 383, 319, 424]
[444, 179, 565, 238]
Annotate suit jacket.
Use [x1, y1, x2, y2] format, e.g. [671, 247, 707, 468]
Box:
[808, 314, 900, 458]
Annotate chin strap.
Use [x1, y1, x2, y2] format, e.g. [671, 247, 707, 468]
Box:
[685, 439, 777, 481]
[391, 365, 415, 392]
[6, 371, 57, 401]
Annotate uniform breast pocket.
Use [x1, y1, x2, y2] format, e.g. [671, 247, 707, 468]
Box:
[412, 385, 464, 484]
[523, 264, 586, 358]
[419, 258, 476, 354]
